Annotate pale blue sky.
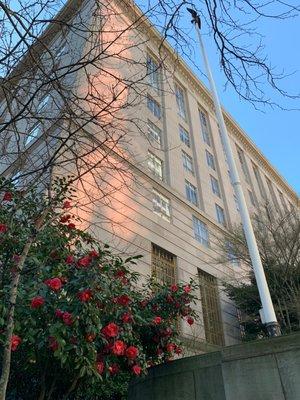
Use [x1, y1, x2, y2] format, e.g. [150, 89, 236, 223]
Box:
[185, 14, 300, 195]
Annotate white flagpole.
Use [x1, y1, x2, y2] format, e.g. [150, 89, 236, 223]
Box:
[187, 8, 280, 337]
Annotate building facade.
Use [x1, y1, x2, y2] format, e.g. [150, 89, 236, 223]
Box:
[0, 0, 298, 352]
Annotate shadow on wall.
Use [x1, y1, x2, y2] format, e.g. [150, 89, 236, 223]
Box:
[128, 332, 300, 400]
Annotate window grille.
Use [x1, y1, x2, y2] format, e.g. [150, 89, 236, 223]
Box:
[198, 269, 224, 346]
[151, 244, 176, 286]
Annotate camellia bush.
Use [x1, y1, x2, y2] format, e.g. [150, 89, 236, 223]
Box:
[0, 178, 197, 400]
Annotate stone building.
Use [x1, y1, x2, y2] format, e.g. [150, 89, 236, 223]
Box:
[0, 0, 298, 352]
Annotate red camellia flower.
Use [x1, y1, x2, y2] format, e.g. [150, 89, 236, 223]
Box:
[112, 340, 126, 356]
[175, 346, 183, 355]
[153, 316, 162, 325]
[170, 284, 178, 293]
[85, 333, 96, 343]
[63, 200, 72, 209]
[96, 361, 105, 374]
[49, 336, 59, 351]
[108, 363, 119, 375]
[166, 343, 176, 353]
[11, 334, 21, 351]
[77, 256, 91, 268]
[187, 317, 194, 325]
[162, 327, 172, 337]
[183, 285, 191, 293]
[116, 294, 131, 306]
[132, 365, 142, 375]
[125, 346, 139, 360]
[3, 192, 12, 202]
[78, 289, 92, 302]
[115, 270, 125, 278]
[55, 309, 64, 318]
[60, 214, 71, 224]
[0, 223, 8, 233]
[30, 296, 45, 309]
[89, 249, 99, 258]
[102, 323, 119, 338]
[45, 277, 62, 291]
[67, 223, 76, 230]
[121, 312, 133, 323]
[65, 255, 75, 264]
[62, 312, 73, 326]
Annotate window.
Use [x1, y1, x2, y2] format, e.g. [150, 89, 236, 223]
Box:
[219, 130, 228, 163]
[151, 244, 176, 286]
[185, 180, 198, 206]
[25, 123, 41, 146]
[206, 150, 215, 170]
[148, 152, 163, 180]
[182, 151, 194, 174]
[266, 178, 279, 209]
[147, 95, 161, 119]
[56, 41, 66, 57]
[210, 175, 221, 198]
[278, 190, 287, 211]
[175, 84, 187, 120]
[147, 55, 160, 91]
[179, 125, 190, 147]
[147, 120, 162, 146]
[198, 269, 224, 346]
[228, 170, 234, 186]
[215, 204, 226, 226]
[11, 171, 22, 188]
[236, 146, 250, 183]
[233, 194, 240, 213]
[252, 164, 266, 199]
[226, 242, 240, 268]
[153, 189, 171, 221]
[248, 190, 256, 206]
[193, 216, 209, 247]
[37, 94, 51, 112]
[199, 110, 211, 146]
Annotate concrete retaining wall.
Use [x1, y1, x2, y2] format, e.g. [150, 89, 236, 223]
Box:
[128, 333, 300, 400]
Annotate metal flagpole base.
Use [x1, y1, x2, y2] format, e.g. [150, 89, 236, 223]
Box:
[266, 322, 281, 337]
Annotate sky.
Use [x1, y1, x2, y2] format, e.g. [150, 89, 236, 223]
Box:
[184, 12, 300, 195]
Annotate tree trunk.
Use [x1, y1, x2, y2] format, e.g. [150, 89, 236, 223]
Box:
[46, 378, 57, 400]
[0, 210, 47, 400]
[0, 238, 34, 400]
[38, 367, 47, 400]
[62, 373, 81, 399]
